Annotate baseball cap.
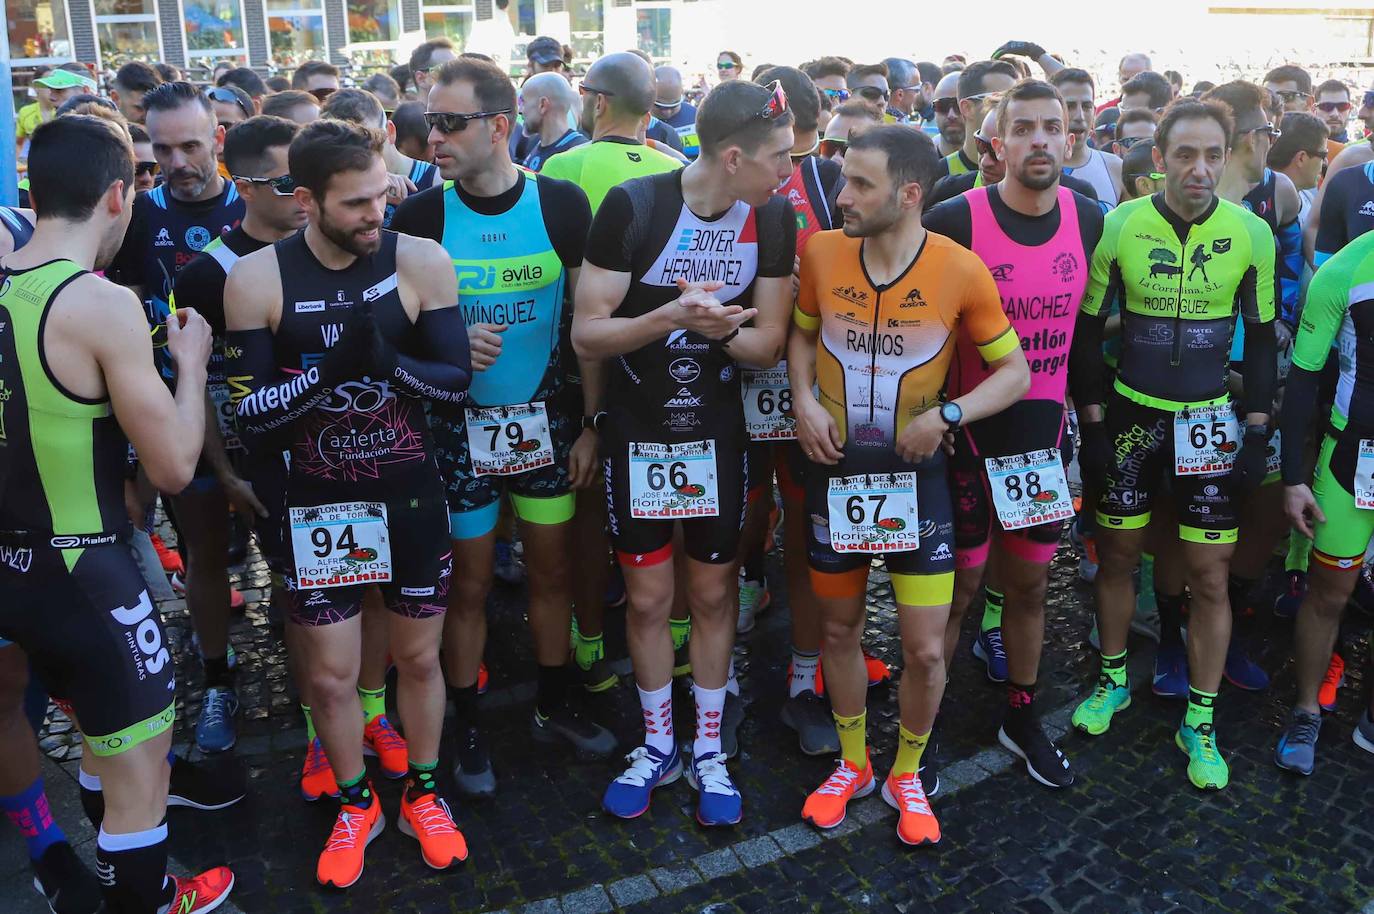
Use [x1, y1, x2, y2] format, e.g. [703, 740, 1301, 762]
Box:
[34, 68, 97, 92]
[527, 36, 563, 66]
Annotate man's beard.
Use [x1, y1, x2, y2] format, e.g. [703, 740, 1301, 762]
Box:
[319, 209, 380, 257]
[1015, 153, 1060, 191]
[841, 196, 901, 238]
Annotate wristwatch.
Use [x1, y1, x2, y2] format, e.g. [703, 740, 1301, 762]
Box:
[940, 401, 963, 430]
[1244, 422, 1269, 438]
[582, 411, 608, 432]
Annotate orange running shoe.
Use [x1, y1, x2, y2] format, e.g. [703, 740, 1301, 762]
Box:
[301, 738, 340, 801]
[881, 771, 940, 846]
[1319, 652, 1345, 712]
[801, 753, 874, 829]
[316, 796, 384, 888]
[399, 791, 469, 869]
[477, 662, 489, 695]
[165, 866, 235, 913]
[150, 533, 184, 575]
[363, 716, 409, 779]
[812, 651, 891, 697]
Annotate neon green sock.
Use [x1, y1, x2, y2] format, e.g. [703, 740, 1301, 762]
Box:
[833, 710, 867, 767]
[572, 630, 604, 671]
[358, 686, 386, 724]
[1285, 532, 1313, 573]
[669, 617, 691, 651]
[1138, 552, 1155, 608]
[301, 704, 316, 743]
[980, 588, 1004, 632]
[1101, 650, 1128, 689]
[1185, 687, 1216, 730]
[892, 725, 930, 777]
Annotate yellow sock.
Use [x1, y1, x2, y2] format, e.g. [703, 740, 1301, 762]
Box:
[891, 724, 930, 777]
[833, 710, 867, 767]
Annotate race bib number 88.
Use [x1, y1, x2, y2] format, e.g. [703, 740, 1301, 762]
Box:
[984, 449, 1074, 530]
[629, 440, 720, 518]
[826, 473, 919, 553]
[290, 501, 391, 589]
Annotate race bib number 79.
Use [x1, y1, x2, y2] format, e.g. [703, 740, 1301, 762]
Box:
[465, 402, 555, 476]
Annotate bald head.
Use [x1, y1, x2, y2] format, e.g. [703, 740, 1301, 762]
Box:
[935, 71, 960, 98]
[585, 51, 656, 118]
[522, 71, 578, 136]
[655, 66, 684, 106]
[1119, 53, 1151, 87]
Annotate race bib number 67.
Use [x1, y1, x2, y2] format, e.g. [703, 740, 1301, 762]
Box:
[826, 473, 919, 553]
[629, 440, 721, 518]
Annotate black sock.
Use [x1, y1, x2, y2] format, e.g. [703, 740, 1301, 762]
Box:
[405, 761, 438, 802]
[1004, 681, 1036, 734]
[1228, 574, 1256, 619]
[448, 683, 479, 732]
[536, 664, 569, 719]
[95, 820, 174, 913]
[742, 551, 766, 584]
[1157, 592, 1186, 648]
[203, 655, 234, 690]
[337, 771, 374, 810]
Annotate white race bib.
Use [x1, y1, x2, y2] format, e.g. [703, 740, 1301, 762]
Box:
[290, 501, 391, 589]
[1173, 404, 1239, 476]
[984, 449, 1075, 530]
[465, 402, 555, 476]
[1265, 428, 1282, 479]
[628, 440, 720, 518]
[826, 472, 919, 553]
[1356, 440, 1374, 510]
[208, 382, 242, 452]
[741, 364, 796, 441]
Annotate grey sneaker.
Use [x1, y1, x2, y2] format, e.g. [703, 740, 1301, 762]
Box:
[780, 690, 839, 756]
[736, 578, 769, 635]
[1355, 709, 1374, 756]
[531, 705, 617, 760]
[453, 725, 496, 798]
[1274, 707, 1322, 775]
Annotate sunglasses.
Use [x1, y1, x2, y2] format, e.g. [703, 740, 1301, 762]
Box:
[1126, 171, 1167, 183]
[819, 137, 847, 157]
[423, 108, 513, 133]
[933, 97, 959, 115]
[1238, 122, 1280, 140]
[822, 88, 851, 102]
[308, 86, 336, 102]
[962, 90, 1003, 104]
[974, 132, 995, 158]
[578, 82, 615, 98]
[1115, 135, 1152, 150]
[205, 86, 252, 119]
[1317, 101, 1353, 113]
[757, 80, 788, 120]
[1271, 89, 1310, 104]
[1306, 147, 1330, 159]
[233, 173, 296, 196]
[854, 86, 889, 103]
[135, 160, 159, 177]
[654, 97, 683, 109]
[717, 61, 739, 71]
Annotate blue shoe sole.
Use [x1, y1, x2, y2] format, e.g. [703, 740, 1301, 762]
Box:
[603, 761, 682, 819]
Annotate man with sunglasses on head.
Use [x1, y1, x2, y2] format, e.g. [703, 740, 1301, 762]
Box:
[655, 66, 700, 160]
[389, 53, 616, 798]
[1050, 68, 1124, 207]
[574, 78, 795, 828]
[107, 80, 249, 755]
[936, 59, 1018, 180]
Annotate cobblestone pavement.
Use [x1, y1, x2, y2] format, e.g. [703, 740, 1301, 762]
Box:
[4, 528, 1374, 914]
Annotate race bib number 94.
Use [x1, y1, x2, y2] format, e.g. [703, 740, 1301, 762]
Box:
[629, 440, 720, 518]
[741, 365, 796, 441]
[985, 449, 1074, 530]
[290, 501, 391, 589]
[1174, 404, 1239, 476]
[465, 402, 555, 476]
[826, 473, 919, 553]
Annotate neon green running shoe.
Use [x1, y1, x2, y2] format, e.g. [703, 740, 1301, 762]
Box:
[1175, 723, 1229, 790]
[1071, 676, 1131, 736]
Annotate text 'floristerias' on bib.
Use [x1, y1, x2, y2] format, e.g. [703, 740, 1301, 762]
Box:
[826, 473, 919, 553]
[1355, 440, 1374, 509]
[290, 501, 392, 588]
[628, 440, 720, 518]
[642, 200, 760, 301]
[742, 364, 796, 441]
[984, 449, 1074, 530]
[1174, 403, 1239, 476]
[464, 402, 554, 476]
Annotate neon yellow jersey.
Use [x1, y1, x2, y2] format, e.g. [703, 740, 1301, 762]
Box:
[539, 137, 681, 213]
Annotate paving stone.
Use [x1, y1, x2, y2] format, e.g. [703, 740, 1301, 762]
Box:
[607, 875, 659, 907]
[733, 835, 784, 867]
[648, 866, 702, 893]
[692, 847, 743, 879]
[561, 884, 613, 914]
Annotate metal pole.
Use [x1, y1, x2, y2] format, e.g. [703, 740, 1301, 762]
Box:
[0, 1, 17, 207]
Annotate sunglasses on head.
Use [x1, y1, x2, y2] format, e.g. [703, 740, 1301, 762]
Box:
[135, 160, 159, 177]
[233, 173, 296, 196]
[205, 86, 252, 119]
[819, 137, 848, 157]
[423, 108, 513, 133]
[757, 80, 789, 120]
[1317, 100, 1353, 113]
[933, 97, 959, 115]
[855, 86, 889, 103]
[822, 88, 851, 102]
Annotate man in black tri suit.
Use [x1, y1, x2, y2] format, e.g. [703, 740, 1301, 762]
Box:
[224, 119, 472, 887]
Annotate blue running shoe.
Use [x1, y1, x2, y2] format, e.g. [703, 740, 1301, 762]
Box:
[1274, 708, 1321, 776]
[1223, 641, 1270, 691]
[1152, 643, 1189, 699]
[194, 687, 239, 753]
[603, 744, 681, 819]
[1273, 570, 1305, 620]
[972, 627, 1008, 683]
[685, 751, 742, 826]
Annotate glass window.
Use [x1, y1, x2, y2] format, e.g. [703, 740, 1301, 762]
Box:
[567, 0, 601, 61]
[184, 0, 246, 56]
[93, 0, 159, 67]
[268, 12, 326, 68]
[348, 0, 400, 44]
[7, 0, 72, 61]
[422, 9, 471, 44]
[634, 7, 668, 60]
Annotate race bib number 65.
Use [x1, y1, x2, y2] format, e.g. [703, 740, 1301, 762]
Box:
[1174, 404, 1239, 476]
[290, 501, 392, 589]
[629, 440, 720, 518]
[826, 473, 919, 553]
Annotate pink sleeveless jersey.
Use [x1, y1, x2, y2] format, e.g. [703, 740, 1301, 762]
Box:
[948, 185, 1087, 405]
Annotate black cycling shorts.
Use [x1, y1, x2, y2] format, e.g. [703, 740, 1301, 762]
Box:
[0, 535, 175, 756]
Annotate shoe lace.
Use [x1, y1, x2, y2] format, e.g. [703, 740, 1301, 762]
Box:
[325, 809, 364, 853]
[368, 717, 407, 752]
[693, 753, 736, 796]
[815, 763, 861, 797]
[199, 689, 234, 729]
[1288, 713, 1321, 746]
[1191, 725, 1220, 762]
[409, 795, 458, 836]
[304, 740, 329, 775]
[894, 776, 931, 815]
[1086, 678, 1118, 709]
[984, 628, 1006, 661]
[614, 746, 662, 787]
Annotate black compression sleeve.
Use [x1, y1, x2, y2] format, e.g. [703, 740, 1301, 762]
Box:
[1240, 318, 1278, 416]
[225, 327, 339, 447]
[377, 306, 472, 404]
[1280, 365, 1320, 485]
[1068, 310, 1109, 408]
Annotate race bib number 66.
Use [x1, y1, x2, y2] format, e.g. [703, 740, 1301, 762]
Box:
[628, 440, 721, 518]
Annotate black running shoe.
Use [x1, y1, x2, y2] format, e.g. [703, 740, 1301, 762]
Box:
[998, 720, 1074, 788]
[32, 841, 102, 914]
[167, 755, 246, 810]
[453, 725, 496, 798]
[532, 705, 617, 759]
[918, 735, 940, 798]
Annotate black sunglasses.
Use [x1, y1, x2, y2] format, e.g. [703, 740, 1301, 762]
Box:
[1115, 135, 1152, 150]
[232, 173, 297, 196]
[135, 160, 159, 177]
[578, 82, 615, 98]
[308, 86, 336, 102]
[933, 97, 959, 115]
[205, 86, 252, 120]
[423, 109, 513, 133]
[974, 132, 994, 157]
[855, 86, 889, 103]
